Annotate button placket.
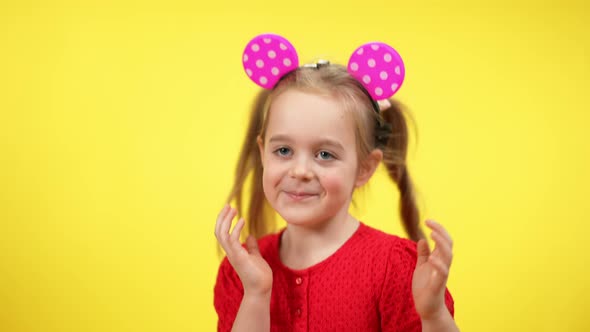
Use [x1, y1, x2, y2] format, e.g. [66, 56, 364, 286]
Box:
[292, 274, 307, 323]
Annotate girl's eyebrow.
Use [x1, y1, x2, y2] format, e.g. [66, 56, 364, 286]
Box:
[268, 134, 292, 143]
[315, 139, 344, 151]
[269, 135, 344, 151]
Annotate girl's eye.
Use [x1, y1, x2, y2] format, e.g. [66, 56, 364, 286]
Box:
[317, 151, 335, 160]
[274, 147, 292, 156]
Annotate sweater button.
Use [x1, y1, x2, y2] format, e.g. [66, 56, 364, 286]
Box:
[296, 308, 302, 316]
[295, 277, 302, 285]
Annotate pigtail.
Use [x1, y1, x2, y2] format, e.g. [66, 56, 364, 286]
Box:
[226, 90, 276, 241]
[379, 100, 426, 242]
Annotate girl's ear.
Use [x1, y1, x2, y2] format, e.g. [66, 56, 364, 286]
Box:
[355, 149, 383, 188]
[257, 135, 265, 164]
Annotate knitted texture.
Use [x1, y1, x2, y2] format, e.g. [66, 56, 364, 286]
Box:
[214, 222, 454, 331]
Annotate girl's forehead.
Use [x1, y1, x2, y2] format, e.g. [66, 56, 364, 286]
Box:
[265, 90, 357, 145]
[268, 90, 349, 121]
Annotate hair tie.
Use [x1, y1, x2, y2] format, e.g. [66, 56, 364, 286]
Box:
[377, 99, 392, 112]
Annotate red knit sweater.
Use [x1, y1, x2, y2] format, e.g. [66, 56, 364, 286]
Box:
[214, 222, 454, 331]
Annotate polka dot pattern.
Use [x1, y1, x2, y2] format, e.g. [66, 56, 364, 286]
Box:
[243, 34, 299, 89]
[347, 42, 405, 100]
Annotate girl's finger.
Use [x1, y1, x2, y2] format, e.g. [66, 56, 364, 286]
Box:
[228, 218, 247, 261]
[217, 204, 230, 222]
[416, 239, 431, 266]
[246, 235, 261, 256]
[219, 208, 238, 244]
[426, 220, 453, 248]
[230, 217, 246, 246]
[430, 231, 453, 266]
[218, 209, 239, 258]
[215, 204, 230, 237]
[428, 255, 449, 291]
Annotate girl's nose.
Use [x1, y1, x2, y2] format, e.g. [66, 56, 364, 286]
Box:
[289, 158, 313, 180]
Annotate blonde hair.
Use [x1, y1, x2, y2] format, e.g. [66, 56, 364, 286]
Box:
[228, 64, 425, 242]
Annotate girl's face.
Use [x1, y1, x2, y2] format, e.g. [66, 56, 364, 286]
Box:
[258, 89, 370, 228]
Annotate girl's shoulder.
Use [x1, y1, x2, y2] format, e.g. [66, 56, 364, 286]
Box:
[351, 223, 422, 276]
[256, 229, 283, 258]
[356, 222, 418, 260]
[217, 230, 282, 269]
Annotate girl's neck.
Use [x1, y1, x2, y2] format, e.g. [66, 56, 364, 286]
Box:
[279, 209, 360, 270]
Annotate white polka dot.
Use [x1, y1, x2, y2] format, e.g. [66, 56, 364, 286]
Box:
[280, 43, 287, 50]
[384, 53, 392, 62]
[350, 62, 359, 71]
[357, 48, 364, 55]
[395, 66, 401, 75]
[283, 58, 292, 66]
[260, 76, 268, 85]
[246, 69, 253, 77]
[380, 71, 388, 80]
[363, 75, 371, 84]
[391, 83, 399, 91]
[263, 38, 271, 44]
[268, 50, 276, 59]
[368, 59, 376, 67]
[251, 44, 260, 52]
[375, 87, 383, 96]
[271, 67, 279, 76]
[371, 44, 379, 51]
[256, 59, 264, 68]
[243, 54, 248, 62]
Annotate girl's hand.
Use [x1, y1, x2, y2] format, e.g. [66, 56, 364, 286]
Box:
[215, 205, 273, 297]
[412, 220, 454, 320]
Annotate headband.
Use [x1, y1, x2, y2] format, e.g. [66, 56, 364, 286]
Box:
[241, 33, 405, 100]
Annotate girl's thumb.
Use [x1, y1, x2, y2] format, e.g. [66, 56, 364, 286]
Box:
[246, 235, 261, 256]
[416, 239, 431, 266]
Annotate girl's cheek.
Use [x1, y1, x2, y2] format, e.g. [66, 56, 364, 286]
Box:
[319, 166, 358, 192]
[320, 173, 347, 192]
[263, 160, 286, 184]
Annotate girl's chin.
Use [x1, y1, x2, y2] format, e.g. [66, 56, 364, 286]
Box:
[278, 209, 337, 229]
[278, 211, 323, 226]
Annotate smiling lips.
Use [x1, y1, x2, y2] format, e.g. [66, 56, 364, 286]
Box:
[285, 191, 317, 202]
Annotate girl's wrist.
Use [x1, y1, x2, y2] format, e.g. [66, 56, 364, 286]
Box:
[420, 306, 448, 321]
[243, 289, 272, 303]
[420, 307, 457, 332]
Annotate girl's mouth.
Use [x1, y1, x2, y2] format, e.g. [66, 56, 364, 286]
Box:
[285, 192, 317, 202]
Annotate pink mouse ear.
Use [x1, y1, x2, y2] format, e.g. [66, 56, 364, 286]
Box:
[242, 34, 299, 89]
[347, 42, 405, 100]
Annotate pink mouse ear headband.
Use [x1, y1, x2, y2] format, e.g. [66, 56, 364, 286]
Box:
[242, 33, 406, 146]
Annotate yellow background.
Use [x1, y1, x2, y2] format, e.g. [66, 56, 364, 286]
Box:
[1, 0, 589, 331]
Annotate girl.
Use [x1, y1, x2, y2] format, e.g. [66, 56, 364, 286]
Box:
[214, 34, 458, 332]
